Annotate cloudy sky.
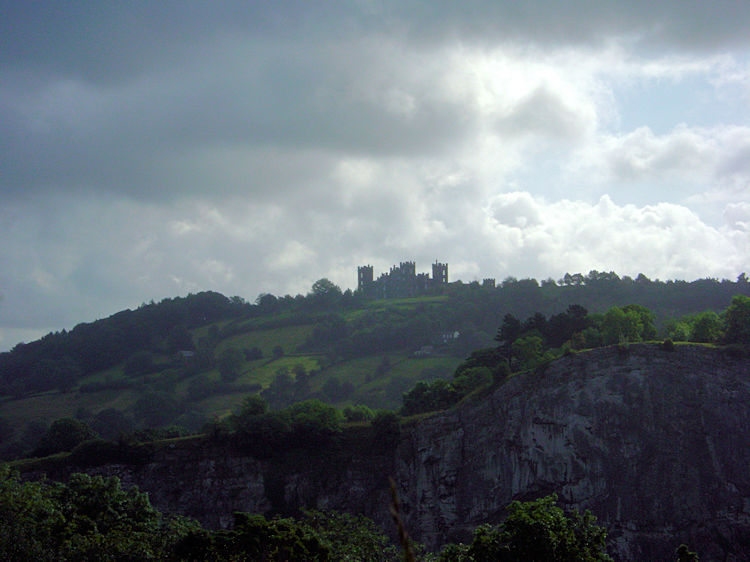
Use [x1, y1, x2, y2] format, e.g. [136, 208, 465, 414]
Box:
[2, 1, 750, 350]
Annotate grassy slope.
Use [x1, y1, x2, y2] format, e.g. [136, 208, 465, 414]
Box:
[1, 296, 462, 437]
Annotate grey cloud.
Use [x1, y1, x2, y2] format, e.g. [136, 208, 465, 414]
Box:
[495, 87, 589, 139]
[1, 32, 476, 201]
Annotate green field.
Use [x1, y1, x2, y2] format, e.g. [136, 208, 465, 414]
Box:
[216, 324, 314, 356]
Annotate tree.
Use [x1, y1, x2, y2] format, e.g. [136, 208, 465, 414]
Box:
[495, 314, 522, 347]
[370, 411, 400, 448]
[33, 418, 98, 457]
[465, 494, 612, 561]
[666, 319, 691, 342]
[310, 278, 343, 307]
[0, 468, 196, 560]
[176, 512, 329, 561]
[262, 369, 295, 410]
[231, 412, 291, 457]
[511, 334, 545, 371]
[123, 350, 155, 375]
[131, 392, 179, 428]
[233, 394, 268, 419]
[452, 366, 492, 396]
[401, 379, 457, 416]
[217, 347, 244, 382]
[302, 510, 398, 561]
[91, 408, 133, 440]
[723, 294, 750, 344]
[601, 304, 656, 345]
[166, 325, 194, 353]
[343, 405, 374, 422]
[689, 311, 722, 343]
[286, 399, 342, 445]
[255, 293, 280, 314]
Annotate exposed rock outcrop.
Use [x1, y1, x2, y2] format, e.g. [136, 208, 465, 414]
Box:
[26, 344, 750, 560]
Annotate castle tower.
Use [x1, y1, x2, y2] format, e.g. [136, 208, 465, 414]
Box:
[432, 261, 448, 285]
[357, 265, 373, 291]
[399, 261, 416, 278]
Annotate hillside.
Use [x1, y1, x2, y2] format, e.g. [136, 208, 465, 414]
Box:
[1, 273, 749, 461]
[18, 344, 750, 560]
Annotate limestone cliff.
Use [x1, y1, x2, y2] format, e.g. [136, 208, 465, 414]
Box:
[26, 344, 750, 560]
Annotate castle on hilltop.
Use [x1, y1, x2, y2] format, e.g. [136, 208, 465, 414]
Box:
[357, 261, 448, 299]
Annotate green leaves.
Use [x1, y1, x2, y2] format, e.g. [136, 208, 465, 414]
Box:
[724, 295, 750, 344]
[440, 494, 612, 562]
[0, 467, 196, 561]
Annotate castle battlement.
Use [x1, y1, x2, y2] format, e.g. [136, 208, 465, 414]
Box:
[357, 260, 448, 298]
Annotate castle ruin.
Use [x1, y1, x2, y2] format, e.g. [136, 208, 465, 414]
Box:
[357, 260, 448, 298]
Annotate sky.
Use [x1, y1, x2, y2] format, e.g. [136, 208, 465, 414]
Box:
[2, 1, 750, 351]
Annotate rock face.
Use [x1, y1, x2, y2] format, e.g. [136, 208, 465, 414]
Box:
[395, 344, 750, 560]
[29, 344, 750, 560]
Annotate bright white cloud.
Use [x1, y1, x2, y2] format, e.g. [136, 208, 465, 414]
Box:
[483, 193, 749, 280]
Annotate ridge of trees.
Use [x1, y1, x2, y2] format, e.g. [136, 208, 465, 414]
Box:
[2, 272, 748, 399]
